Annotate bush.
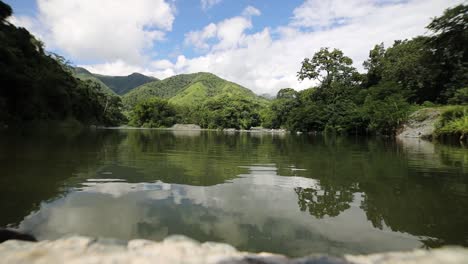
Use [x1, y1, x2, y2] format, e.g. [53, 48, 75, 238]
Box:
[129, 98, 178, 128]
[448, 88, 468, 105]
[434, 106, 468, 139]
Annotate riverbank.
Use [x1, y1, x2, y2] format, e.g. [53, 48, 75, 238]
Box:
[98, 124, 288, 134]
[0, 236, 467, 264]
[398, 106, 467, 142]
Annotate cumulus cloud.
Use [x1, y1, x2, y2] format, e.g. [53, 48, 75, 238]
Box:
[36, 0, 462, 95]
[11, 0, 176, 64]
[184, 6, 261, 52]
[80, 59, 176, 79]
[291, 0, 377, 29]
[201, 0, 222, 10]
[170, 0, 464, 95]
[184, 23, 217, 50]
[242, 6, 261, 17]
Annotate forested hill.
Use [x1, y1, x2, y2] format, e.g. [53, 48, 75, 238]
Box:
[72, 67, 116, 95]
[0, 1, 125, 126]
[123, 72, 267, 109]
[73, 67, 157, 95]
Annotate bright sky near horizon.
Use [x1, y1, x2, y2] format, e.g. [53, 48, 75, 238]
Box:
[5, 0, 464, 95]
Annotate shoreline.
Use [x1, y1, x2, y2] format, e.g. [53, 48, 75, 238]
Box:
[96, 125, 288, 134]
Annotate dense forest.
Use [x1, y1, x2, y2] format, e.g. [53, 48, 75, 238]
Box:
[0, 1, 466, 138]
[0, 1, 125, 126]
[73, 67, 157, 95]
[262, 4, 467, 137]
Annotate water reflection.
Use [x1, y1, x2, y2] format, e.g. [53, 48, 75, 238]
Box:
[0, 129, 467, 256]
[17, 167, 419, 257]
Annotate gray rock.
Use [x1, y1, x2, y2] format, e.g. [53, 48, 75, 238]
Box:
[0, 236, 467, 264]
[346, 246, 468, 264]
[397, 108, 442, 139]
[171, 124, 202, 130]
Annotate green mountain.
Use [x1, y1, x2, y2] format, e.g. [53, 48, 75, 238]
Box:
[73, 67, 157, 95]
[72, 67, 116, 95]
[123, 72, 267, 109]
[94, 72, 157, 95]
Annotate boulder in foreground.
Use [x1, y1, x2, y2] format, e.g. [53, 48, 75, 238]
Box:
[0, 235, 467, 264]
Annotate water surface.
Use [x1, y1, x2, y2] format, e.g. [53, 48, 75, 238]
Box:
[1, 129, 467, 256]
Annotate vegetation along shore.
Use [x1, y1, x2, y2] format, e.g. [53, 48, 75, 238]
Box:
[0, 2, 466, 142]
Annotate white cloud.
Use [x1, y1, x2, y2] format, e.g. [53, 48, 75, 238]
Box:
[242, 6, 261, 17]
[161, 0, 461, 95]
[291, 0, 377, 29]
[213, 17, 253, 50]
[12, 0, 176, 64]
[80, 59, 175, 79]
[201, 0, 222, 10]
[184, 23, 217, 50]
[79, 0, 461, 96]
[184, 6, 261, 52]
[8, 15, 35, 30]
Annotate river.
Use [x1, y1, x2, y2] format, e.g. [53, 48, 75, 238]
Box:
[0, 128, 467, 257]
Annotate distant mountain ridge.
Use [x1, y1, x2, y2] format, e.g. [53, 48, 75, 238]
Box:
[72, 68, 269, 110]
[123, 72, 268, 109]
[72, 67, 116, 95]
[72, 67, 157, 95]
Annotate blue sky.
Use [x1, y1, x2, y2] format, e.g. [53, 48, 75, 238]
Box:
[6, 0, 303, 63]
[5, 0, 463, 94]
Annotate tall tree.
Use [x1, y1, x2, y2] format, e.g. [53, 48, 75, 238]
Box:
[297, 48, 358, 88]
[427, 4, 468, 102]
[363, 43, 385, 88]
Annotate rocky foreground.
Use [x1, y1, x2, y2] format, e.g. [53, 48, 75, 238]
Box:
[0, 236, 467, 264]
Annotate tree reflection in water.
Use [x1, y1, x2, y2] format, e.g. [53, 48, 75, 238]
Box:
[292, 137, 468, 249]
[294, 186, 353, 218]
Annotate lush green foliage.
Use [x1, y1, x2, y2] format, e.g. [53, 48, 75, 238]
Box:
[196, 95, 262, 129]
[94, 72, 157, 95]
[260, 4, 467, 135]
[0, 1, 124, 126]
[434, 106, 468, 139]
[298, 48, 360, 88]
[129, 98, 178, 128]
[448, 87, 468, 105]
[123, 73, 200, 109]
[72, 67, 156, 95]
[72, 67, 116, 95]
[123, 72, 267, 110]
[125, 72, 268, 130]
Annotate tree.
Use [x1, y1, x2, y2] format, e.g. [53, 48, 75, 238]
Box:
[379, 37, 435, 103]
[276, 88, 298, 99]
[129, 98, 178, 128]
[298, 48, 358, 88]
[363, 43, 385, 88]
[0, 1, 12, 22]
[426, 4, 468, 102]
[448, 87, 468, 105]
[262, 88, 300, 129]
[295, 185, 354, 218]
[198, 95, 261, 130]
[427, 4, 467, 58]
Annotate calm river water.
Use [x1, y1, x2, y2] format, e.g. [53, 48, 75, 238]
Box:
[0, 129, 467, 256]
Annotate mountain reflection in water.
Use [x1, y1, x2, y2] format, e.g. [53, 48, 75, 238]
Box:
[0, 129, 467, 257]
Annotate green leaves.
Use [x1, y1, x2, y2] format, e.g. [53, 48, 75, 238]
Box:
[129, 97, 178, 128]
[197, 95, 262, 130]
[297, 47, 357, 88]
